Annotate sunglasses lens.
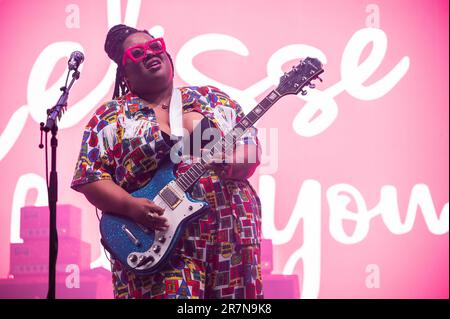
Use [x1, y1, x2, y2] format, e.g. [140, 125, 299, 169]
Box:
[123, 39, 166, 65]
[131, 47, 146, 59]
[149, 40, 163, 53]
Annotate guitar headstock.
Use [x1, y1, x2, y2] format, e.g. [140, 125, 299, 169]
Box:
[276, 57, 324, 96]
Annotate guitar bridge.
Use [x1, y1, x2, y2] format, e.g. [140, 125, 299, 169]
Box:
[159, 185, 182, 209]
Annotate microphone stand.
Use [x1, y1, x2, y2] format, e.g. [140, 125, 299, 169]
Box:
[39, 68, 81, 299]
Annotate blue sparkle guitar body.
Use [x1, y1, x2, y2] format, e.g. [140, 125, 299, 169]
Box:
[99, 159, 209, 275]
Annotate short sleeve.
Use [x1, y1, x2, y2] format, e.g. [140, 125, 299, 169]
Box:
[71, 103, 118, 190]
[207, 86, 259, 146]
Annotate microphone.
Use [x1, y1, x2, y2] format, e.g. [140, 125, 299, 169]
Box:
[68, 51, 84, 71]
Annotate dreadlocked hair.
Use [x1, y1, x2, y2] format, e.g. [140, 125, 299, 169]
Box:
[113, 64, 129, 99]
[104, 24, 174, 100]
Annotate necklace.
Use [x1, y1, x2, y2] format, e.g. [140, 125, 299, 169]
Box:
[141, 94, 170, 110]
[143, 101, 169, 110]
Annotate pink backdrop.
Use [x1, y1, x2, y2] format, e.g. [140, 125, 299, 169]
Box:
[0, 0, 448, 298]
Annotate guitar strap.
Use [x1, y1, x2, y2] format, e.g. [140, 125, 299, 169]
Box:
[169, 87, 184, 142]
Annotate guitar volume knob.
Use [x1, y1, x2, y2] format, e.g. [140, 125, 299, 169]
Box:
[158, 236, 166, 243]
[129, 254, 138, 263]
[152, 245, 161, 253]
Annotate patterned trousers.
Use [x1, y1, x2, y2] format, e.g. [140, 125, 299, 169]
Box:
[112, 170, 263, 299]
[111, 241, 263, 299]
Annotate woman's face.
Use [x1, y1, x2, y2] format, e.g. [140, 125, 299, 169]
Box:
[122, 32, 173, 96]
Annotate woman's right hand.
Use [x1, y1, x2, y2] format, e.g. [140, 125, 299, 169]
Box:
[75, 180, 169, 231]
[126, 196, 169, 231]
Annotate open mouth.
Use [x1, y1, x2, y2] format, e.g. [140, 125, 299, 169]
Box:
[145, 58, 162, 69]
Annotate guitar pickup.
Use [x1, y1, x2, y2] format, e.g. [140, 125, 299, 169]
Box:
[159, 185, 182, 209]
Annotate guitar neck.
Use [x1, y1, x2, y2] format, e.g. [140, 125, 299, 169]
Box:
[174, 89, 283, 191]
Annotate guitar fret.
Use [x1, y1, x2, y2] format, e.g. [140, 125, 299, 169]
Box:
[184, 173, 193, 183]
[267, 90, 281, 102]
[239, 118, 251, 128]
[192, 165, 201, 175]
[177, 177, 189, 190]
[197, 161, 206, 170]
[254, 104, 264, 115]
[175, 179, 184, 189]
[191, 169, 201, 180]
[234, 122, 245, 131]
[245, 110, 258, 123]
[259, 97, 272, 109]
[186, 170, 194, 180]
[182, 174, 191, 186]
[175, 163, 207, 191]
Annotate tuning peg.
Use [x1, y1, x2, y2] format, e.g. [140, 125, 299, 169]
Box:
[282, 72, 288, 79]
[292, 66, 298, 71]
[301, 89, 308, 96]
[317, 76, 323, 82]
[308, 83, 316, 89]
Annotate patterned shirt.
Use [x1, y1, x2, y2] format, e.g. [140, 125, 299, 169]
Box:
[71, 85, 261, 245]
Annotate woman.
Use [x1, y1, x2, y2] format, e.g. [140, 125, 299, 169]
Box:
[71, 24, 263, 299]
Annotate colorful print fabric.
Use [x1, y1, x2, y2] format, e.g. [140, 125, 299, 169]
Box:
[71, 86, 262, 299]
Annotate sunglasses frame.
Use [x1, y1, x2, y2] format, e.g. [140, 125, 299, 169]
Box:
[122, 37, 166, 66]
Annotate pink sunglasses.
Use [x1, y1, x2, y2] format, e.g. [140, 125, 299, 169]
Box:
[122, 38, 166, 66]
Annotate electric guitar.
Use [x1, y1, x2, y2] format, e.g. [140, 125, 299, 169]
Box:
[99, 57, 324, 275]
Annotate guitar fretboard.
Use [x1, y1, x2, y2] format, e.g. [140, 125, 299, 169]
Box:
[174, 90, 283, 192]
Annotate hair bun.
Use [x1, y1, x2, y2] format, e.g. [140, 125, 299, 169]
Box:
[104, 24, 140, 64]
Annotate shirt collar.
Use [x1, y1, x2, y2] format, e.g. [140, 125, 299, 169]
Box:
[122, 88, 198, 115]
